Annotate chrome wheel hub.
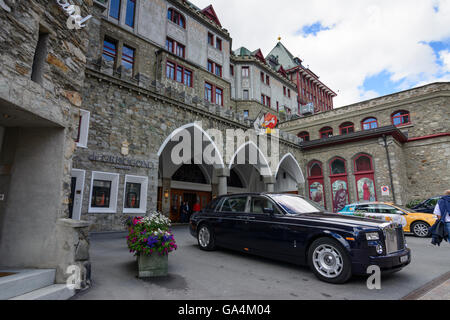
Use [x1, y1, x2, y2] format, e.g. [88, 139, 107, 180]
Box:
[414, 223, 428, 237]
[312, 244, 344, 278]
[198, 227, 210, 247]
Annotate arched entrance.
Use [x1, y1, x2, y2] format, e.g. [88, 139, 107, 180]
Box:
[274, 153, 304, 194]
[157, 123, 224, 222]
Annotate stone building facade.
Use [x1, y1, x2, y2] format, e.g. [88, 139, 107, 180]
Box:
[0, 0, 92, 285]
[280, 82, 450, 211]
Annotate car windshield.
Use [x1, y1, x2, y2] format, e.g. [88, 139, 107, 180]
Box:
[270, 195, 323, 214]
[393, 205, 415, 213]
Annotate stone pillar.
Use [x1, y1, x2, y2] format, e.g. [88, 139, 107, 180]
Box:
[216, 168, 230, 196]
[161, 178, 171, 217]
[264, 176, 277, 192]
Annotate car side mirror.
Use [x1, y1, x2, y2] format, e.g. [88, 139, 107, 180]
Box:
[263, 207, 275, 215]
[396, 210, 405, 215]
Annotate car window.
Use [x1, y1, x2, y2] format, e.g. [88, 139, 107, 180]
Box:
[250, 197, 279, 214]
[220, 196, 247, 213]
[355, 204, 371, 212]
[374, 204, 399, 214]
[269, 195, 322, 214]
[428, 197, 440, 207]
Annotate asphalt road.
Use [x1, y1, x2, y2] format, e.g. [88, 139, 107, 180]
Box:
[74, 226, 450, 300]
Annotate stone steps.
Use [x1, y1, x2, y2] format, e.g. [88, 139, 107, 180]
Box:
[0, 269, 74, 300]
[9, 284, 75, 300]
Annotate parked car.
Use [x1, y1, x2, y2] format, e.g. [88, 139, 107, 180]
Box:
[339, 202, 438, 237]
[412, 196, 442, 213]
[189, 193, 410, 284]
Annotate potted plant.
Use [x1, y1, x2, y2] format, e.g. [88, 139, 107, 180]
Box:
[125, 213, 177, 278]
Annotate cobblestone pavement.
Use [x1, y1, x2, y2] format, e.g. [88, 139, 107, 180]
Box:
[74, 226, 450, 300]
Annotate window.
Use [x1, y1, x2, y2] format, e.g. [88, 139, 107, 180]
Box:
[168, 8, 186, 28]
[329, 157, 349, 212]
[297, 131, 310, 142]
[339, 122, 354, 135]
[260, 71, 265, 82]
[319, 126, 333, 139]
[176, 43, 185, 58]
[243, 110, 249, 119]
[283, 86, 287, 96]
[207, 60, 214, 73]
[243, 89, 249, 100]
[307, 161, 325, 208]
[125, 0, 136, 27]
[288, 89, 291, 98]
[230, 65, 234, 76]
[102, 38, 117, 63]
[207, 32, 214, 46]
[166, 61, 175, 79]
[123, 175, 148, 214]
[109, 0, 121, 20]
[205, 82, 223, 106]
[121, 45, 135, 71]
[31, 30, 49, 84]
[89, 172, 119, 213]
[205, 82, 213, 102]
[216, 38, 222, 50]
[215, 87, 223, 106]
[250, 197, 279, 214]
[166, 38, 185, 58]
[391, 110, 411, 126]
[330, 158, 346, 175]
[220, 196, 247, 213]
[362, 117, 378, 130]
[166, 60, 193, 87]
[241, 66, 249, 77]
[266, 75, 270, 85]
[266, 96, 271, 107]
[76, 109, 90, 148]
[354, 154, 376, 201]
[215, 64, 222, 77]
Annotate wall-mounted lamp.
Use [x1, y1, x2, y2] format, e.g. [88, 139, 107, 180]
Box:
[164, 189, 169, 199]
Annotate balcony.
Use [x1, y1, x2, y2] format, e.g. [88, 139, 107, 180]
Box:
[300, 103, 314, 115]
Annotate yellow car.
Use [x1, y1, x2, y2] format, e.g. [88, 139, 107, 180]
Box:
[339, 202, 438, 237]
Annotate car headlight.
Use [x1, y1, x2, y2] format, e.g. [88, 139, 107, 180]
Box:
[376, 244, 384, 255]
[366, 232, 380, 241]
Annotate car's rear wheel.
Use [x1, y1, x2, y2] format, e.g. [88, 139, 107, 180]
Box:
[308, 238, 352, 284]
[197, 224, 216, 251]
[411, 221, 430, 237]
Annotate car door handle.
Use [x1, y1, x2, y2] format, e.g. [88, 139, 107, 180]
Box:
[236, 216, 248, 219]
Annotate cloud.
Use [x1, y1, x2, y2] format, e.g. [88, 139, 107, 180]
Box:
[193, 0, 450, 107]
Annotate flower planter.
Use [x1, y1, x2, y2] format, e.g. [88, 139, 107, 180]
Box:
[137, 254, 168, 278]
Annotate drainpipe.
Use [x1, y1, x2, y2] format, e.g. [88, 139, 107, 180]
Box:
[382, 134, 397, 204]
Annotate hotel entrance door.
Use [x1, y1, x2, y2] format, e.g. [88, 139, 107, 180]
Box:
[169, 189, 211, 223]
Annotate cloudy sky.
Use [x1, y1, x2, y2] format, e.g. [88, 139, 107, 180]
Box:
[194, 0, 450, 107]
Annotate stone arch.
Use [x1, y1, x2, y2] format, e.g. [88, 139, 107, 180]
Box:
[275, 153, 304, 184]
[228, 141, 272, 177]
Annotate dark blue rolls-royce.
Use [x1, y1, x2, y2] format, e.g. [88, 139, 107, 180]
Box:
[189, 193, 411, 284]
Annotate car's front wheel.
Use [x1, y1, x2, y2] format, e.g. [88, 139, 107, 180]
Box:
[197, 224, 216, 251]
[411, 221, 430, 237]
[308, 238, 352, 284]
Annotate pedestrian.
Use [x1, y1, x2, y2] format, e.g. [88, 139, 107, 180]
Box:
[430, 190, 450, 245]
[193, 201, 201, 214]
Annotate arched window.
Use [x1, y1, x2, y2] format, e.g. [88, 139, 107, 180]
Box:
[319, 126, 333, 139]
[298, 131, 310, 142]
[361, 117, 378, 130]
[307, 161, 325, 208]
[329, 157, 349, 212]
[354, 154, 376, 201]
[391, 110, 411, 126]
[172, 164, 207, 184]
[167, 8, 186, 28]
[227, 168, 244, 188]
[339, 122, 354, 135]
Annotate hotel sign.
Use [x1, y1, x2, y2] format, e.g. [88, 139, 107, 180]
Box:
[89, 153, 155, 169]
[56, 0, 92, 30]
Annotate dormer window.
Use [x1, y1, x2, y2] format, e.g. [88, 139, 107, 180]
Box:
[168, 8, 186, 28]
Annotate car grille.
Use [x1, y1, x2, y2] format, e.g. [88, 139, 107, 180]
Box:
[384, 226, 405, 254]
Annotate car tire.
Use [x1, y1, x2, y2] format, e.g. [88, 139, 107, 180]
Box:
[197, 224, 216, 251]
[411, 221, 430, 238]
[308, 237, 352, 284]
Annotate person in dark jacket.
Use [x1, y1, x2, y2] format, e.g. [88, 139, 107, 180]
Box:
[430, 190, 450, 246]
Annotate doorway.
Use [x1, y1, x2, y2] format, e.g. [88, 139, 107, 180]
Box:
[169, 189, 211, 223]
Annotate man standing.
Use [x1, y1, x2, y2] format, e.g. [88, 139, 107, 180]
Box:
[433, 190, 450, 242]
